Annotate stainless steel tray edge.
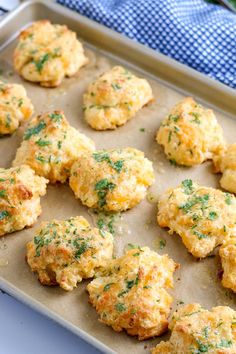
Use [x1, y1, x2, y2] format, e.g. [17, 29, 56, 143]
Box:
[0, 0, 235, 115]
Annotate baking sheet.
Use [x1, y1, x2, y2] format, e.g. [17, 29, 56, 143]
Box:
[0, 1, 236, 353]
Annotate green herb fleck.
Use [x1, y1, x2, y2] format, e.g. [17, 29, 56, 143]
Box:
[93, 152, 124, 173]
[104, 283, 113, 292]
[190, 112, 201, 124]
[0, 190, 7, 198]
[36, 139, 51, 147]
[0, 210, 10, 221]
[216, 339, 232, 348]
[159, 239, 166, 249]
[74, 241, 88, 259]
[225, 193, 232, 205]
[33, 53, 50, 73]
[115, 303, 126, 312]
[111, 83, 122, 91]
[48, 112, 63, 123]
[24, 121, 46, 140]
[208, 211, 218, 220]
[95, 179, 116, 208]
[181, 179, 193, 195]
[5, 114, 11, 128]
[194, 230, 208, 240]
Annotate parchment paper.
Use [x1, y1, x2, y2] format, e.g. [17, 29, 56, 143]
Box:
[0, 38, 235, 354]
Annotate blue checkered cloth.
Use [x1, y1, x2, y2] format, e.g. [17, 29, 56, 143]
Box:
[57, 0, 236, 89]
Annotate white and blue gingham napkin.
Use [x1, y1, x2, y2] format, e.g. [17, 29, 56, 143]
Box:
[57, 0, 236, 89]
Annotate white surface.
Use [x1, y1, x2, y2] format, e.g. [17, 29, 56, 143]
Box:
[0, 1, 100, 353]
[0, 292, 101, 354]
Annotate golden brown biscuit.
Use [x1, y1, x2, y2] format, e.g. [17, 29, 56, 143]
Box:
[83, 66, 153, 130]
[157, 179, 236, 258]
[0, 80, 33, 135]
[26, 216, 113, 291]
[87, 246, 178, 340]
[69, 148, 155, 211]
[13, 111, 95, 183]
[0, 165, 48, 236]
[213, 143, 236, 194]
[156, 97, 225, 166]
[152, 303, 236, 354]
[14, 20, 88, 87]
[219, 238, 236, 293]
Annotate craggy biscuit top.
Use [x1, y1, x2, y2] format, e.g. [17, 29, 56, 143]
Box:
[158, 179, 236, 258]
[83, 66, 153, 130]
[157, 97, 225, 166]
[87, 246, 178, 340]
[152, 303, 236, 353]
[26, 216, 113, 291]
[12, 111, 95, 183]
[69, 147, 155, 211]
[0, 165, 48, 236]
[0, 80, 33, 135]
[14, 20, 88, 87]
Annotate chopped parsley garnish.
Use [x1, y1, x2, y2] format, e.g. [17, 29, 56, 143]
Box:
[179, 194, 209, 214]
[103, 283, 113, 292]
[168, 131, 172, 143]
[139, 128, 145, 132]
[0, 190, 6, 198]
[93, 152, 124, 173]
[216, 339, 232, 348]
[196, 339, 212, 352]
[202, 326, 210, 338]
[169, 158, 177, 166]
[24, 121, 46, 140]
[35, 139, 51, 147]
[74, 241, 88, 259]
[48, 112, 63, 123]
[33, 53, 50, 73]
[181, 179, 194, 195]
[168, 114, 180, 122]
[18, 98, 23, 107]
[208, 211, 218, 220]
[95, 179, 116, 208]
[0, 210, 10, 221]
[34, 235, 45, 257]
[36, 155, 47, 163]
[57, 141, 62, 149]
[194, 230, 208, 240]
[225, 193, 232, 205]
[111, 83, 122, 91]
[5, 114, 11, 128]
[159, 239, 166, 249]
[115, 303, 126, 312]
[190, 112, 201, 124]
